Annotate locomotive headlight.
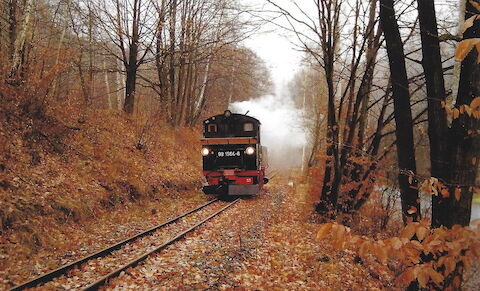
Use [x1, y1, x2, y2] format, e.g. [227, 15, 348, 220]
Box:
[245, 146, 255, 155]
[201, 147, 210, 156]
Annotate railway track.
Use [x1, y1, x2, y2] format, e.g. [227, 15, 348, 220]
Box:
[10, 198, 240, 291]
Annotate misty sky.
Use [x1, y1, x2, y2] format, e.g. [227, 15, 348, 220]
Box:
[243, 0, 303, 90]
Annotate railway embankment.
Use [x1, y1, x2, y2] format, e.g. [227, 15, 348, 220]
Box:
[0, 101, 205, 289]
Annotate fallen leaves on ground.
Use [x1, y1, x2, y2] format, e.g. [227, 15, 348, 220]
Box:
[105, 180, 391, 290]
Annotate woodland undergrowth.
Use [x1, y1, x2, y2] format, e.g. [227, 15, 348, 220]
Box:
[0, 79, 203, 256]
[305, 164, 480, 289]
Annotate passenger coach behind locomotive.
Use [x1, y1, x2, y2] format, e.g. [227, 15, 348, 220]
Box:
[201, 110, 268, 195]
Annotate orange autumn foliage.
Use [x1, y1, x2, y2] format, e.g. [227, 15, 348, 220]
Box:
[316, 220, 480, 289]
[0, 71, 203, 249]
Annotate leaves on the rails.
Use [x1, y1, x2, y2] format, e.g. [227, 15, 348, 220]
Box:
[103, 183, 390, 290]
[0, 103, 206, 289]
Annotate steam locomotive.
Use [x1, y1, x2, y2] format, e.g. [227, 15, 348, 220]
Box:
[201, 110, 268, 195]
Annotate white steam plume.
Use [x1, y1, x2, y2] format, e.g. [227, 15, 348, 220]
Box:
[230, 93, 307, 169]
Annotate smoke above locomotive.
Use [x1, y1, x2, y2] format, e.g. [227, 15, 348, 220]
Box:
[230, 94, 307, 169]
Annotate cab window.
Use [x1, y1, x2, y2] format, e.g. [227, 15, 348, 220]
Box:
[243, 122, 254, 132]
[208, 124, 217, 133]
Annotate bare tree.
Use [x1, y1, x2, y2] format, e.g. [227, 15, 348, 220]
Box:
[93, 0, 157, 114]
[266, 0, 389, 216]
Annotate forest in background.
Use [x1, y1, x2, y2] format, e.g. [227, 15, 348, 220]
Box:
[0, 0, 272, 277]
[1, 0, 480, 290]
[0, 0, 272, 123]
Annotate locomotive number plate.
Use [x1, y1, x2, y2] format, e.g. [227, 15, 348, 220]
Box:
[217, 151, 241, 157]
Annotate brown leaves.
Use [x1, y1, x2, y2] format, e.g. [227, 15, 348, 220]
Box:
[454, 188, 462, 201]
[315, 223, 333, 241]
[471, 96, 480, 110]
[415, 226, 428, 241]
[316, 223, 351, 249]
[395, 267, 415, 287]
[462, 14, 480, 34]
[317, 220, 480, 290]
[455, 38, 480, 62]
[401, 222, 418, 240]
[407, 206, 417, 215]
[386, 237, 403, 250]
[469, 0, 480, 13]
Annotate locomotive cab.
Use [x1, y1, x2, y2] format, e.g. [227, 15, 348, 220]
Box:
[201, 110, 268, 195]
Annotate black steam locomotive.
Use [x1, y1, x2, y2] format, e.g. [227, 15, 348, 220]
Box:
[201, 110, 268, 195]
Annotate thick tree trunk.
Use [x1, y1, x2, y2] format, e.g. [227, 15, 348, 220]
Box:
[416, 0, 450, 228]
[317, 63, 341, 215]
[444, 1, 480, 227]
[316, 0, 342, 216]
[123, 64, 137, 114]
[380, 0, 420, 223]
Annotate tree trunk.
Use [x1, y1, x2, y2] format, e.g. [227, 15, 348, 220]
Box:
[10, 0, 34, 81]
[354, 88, 392, 211]
[88, 2, 94, 102]
[168, 0, 177, 124]
[123, 0, 141, 114]
[191, 49, 213, 123]
[116, 57, 124, 110]
[8, 0, 18, 60]
[450, 0, 467, 102]
[316, 0, 342, 216]
[379, 0, 420, 223]
[357, 0, 380, 150]
[443, 1, 480, 227]
[155, 0, 167, 114]
[103, 55, 113, 109]
[124, 64, 137, 114]
[316, 60, 341, 215]
[416, 0, 450, 228]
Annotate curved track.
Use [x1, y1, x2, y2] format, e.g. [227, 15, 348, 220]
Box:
[10, 198, 239, 291]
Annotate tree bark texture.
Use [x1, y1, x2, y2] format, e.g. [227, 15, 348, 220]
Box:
[417, 0, 450, 227]
[316, 0, 342, 216]
[444, 1, 480, 226]
[10, 0, 34, 81]
[380, 0, 420, 223]
[417, 0, 479, 227]
[123, 0, 141, 114]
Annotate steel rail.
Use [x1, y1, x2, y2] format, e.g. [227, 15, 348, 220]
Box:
[9, 199, 219, 291]
[83, 198, 239, 291]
